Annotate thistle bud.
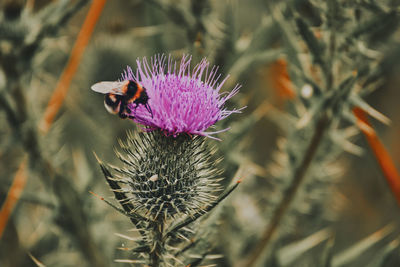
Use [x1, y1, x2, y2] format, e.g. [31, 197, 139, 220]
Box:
[111, 130, 222, 220]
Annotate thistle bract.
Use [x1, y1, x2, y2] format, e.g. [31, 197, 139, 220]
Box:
[121, 55, 242, 140]
[111, 130, 222, 220]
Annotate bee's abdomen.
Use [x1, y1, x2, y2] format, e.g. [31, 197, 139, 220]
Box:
[104, 94, 121, 114]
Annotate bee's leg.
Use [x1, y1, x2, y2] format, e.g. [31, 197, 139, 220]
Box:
[145, 104, 153, 118]
[118, 106, 128, 119]
[119, 107, 135, 120]
[119, 112, 128, 119]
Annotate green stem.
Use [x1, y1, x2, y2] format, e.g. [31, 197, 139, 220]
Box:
[149, 216, 164, 267]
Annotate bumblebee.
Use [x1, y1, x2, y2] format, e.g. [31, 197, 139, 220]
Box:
[91, 80, 152, 119]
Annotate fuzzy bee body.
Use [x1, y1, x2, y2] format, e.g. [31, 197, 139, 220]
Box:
[91, 80, 152, 119]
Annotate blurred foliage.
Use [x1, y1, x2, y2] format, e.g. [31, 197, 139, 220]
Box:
[0, 0, 400, 266]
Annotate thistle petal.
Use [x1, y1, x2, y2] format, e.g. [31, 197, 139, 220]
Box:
[121, 54, 242, 139]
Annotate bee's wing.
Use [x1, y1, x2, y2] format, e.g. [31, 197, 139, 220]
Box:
[91, 81, 126, 95]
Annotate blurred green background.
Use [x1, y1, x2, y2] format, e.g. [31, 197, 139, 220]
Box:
[1, 0, 400, 266]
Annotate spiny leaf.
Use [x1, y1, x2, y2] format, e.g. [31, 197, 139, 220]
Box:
[164, 180, 240, 239]
[332, 224, 395, 267]
[366, 236, 400, 267]
[295, 17, 325, 68]
[277, 227, 333, 266]
[350, 95, 391, 125]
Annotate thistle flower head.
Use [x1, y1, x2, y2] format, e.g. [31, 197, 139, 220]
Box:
[95, 55, 241, 265]
[121, 55, 242, 140]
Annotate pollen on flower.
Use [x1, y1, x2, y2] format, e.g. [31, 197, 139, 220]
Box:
[121, 54, 242, 140]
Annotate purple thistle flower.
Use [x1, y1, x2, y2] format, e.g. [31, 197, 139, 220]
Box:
[121, 54, 242, 140]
